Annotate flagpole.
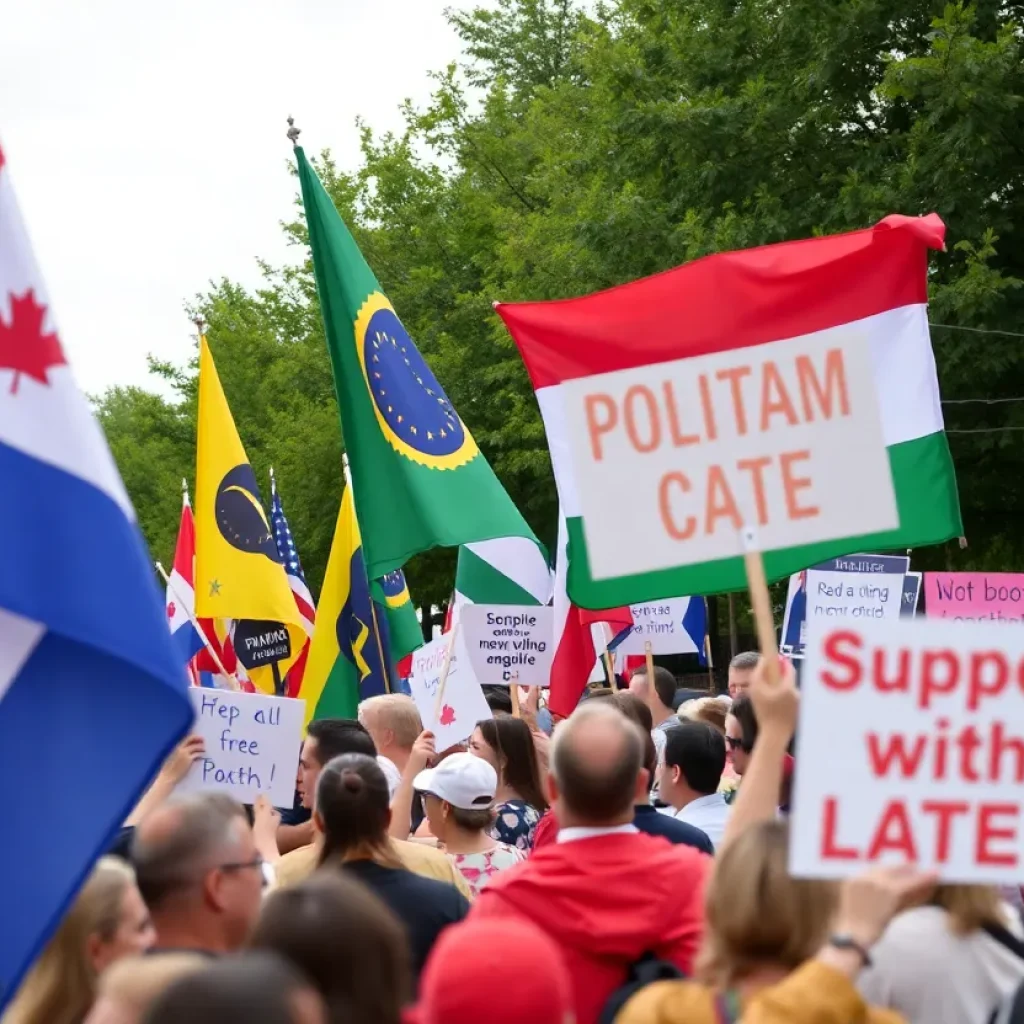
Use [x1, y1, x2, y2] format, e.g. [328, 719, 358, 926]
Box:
[155, 561, 240, 691]
[602, 624, 619, 692]
[703, 596, 715, 692]
[432, 623, 459, 726]
[739, 527, 780, 687]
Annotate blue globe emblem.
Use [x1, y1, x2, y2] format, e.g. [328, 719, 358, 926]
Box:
[363, 308, 465, 458]
[380, 570, 408, 602]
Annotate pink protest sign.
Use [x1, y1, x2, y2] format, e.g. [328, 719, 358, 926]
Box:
[924, 573, 1024, 624]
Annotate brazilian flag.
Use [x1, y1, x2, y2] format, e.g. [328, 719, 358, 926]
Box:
[299, 486, 393, 725]
[296, 147, 540, 580]
[373, 570, 423, 664]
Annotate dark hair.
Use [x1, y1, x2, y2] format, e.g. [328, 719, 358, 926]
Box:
[449, 806, 496, 832]
[307, 719, 376, 766]
[632, 665, 677, 709]
[551, 704, 642, 821]
[251, 874, 411, 1024]
[609, 692, 657, 780]
[476, 717, 548, 812]
[143, 952, 317, 1024]
[664, 721, 726, 795]
[132, 794, 247, 909]
[481, 686, 513, 715]
[730, 695, 758, 753]
[315, 754, 396, 867]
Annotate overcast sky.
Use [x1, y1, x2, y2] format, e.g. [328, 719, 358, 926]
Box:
[3, 0, 464, 396]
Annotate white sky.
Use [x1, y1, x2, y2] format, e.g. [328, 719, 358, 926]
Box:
[2, 0, 463, 396]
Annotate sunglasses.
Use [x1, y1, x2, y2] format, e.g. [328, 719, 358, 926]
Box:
[725, 736, 750, 752]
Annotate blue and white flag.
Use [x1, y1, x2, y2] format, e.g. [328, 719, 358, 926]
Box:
[0, 142, 192, 1009]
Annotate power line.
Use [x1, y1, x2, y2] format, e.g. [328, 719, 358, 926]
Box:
[942, 397, 1024, 405]
[930, 322, 1024, 340]
[947, 427, 1024, 434]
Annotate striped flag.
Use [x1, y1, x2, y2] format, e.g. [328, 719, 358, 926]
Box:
[165, 483, 206, 670]
[270, 472, 315, 696]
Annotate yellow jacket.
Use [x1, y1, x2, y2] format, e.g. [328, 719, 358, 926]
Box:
[617, 961, 905, 1024]
[275, 837, 474, 902]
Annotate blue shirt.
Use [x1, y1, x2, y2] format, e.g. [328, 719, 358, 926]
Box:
[633, 804, 714, 854]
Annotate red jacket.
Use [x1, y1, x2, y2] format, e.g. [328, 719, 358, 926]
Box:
[470, 831, 709, 1024]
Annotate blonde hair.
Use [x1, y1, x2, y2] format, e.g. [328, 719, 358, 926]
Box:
[935, 885, 1006, 934]
[679, 697, 729, 735]
[87, 953, 209, 1021]
[697, 821, 837, 987]
[3, 857, 137, 1024]
[359, 695, 423, 749]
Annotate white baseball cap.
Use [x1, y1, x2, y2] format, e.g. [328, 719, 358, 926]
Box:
[413, 752, 498, 811]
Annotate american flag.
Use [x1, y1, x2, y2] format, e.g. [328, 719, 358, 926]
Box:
[270, 472, 315, 695]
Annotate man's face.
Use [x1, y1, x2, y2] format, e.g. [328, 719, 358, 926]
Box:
[726, 714, 751, 776]
[297, 736, 323, 811]
[656, 756, 682, 808]
[215, 818, 265, 950]
[728, 666, 754, 700]
[627, 673, 650, 702]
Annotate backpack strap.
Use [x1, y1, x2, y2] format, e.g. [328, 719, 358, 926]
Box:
[713, 990, 743, 1024]
[982, 917, 1024, 963]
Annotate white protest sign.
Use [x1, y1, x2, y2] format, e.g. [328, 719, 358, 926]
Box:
[459, 605, 554, 686]
[613, 597, 704, 656]
[560, 331, 897, 580]
[805, 567, 904, 626]
[178, 689, 305, 808]
[791, 617, 1024, 883]
[408, 633, 492, 750]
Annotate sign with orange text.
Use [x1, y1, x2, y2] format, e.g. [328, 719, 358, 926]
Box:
[560, 330, 898, 580]
[790, 617, 1024, 883]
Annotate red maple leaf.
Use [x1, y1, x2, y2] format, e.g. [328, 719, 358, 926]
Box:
[167, 601, 177, 619]
[0, 290, 66, 394]
[439, 704, 456, 727]
[0, 145, 5, 173]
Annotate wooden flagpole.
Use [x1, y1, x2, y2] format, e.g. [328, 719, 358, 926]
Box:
[740, 527, 780, 686]
[432, 623, 460, 726]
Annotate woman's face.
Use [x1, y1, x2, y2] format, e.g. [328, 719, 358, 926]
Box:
[468, 728, 499, 773]
[725, 714, 751, 776]
[88, 882, 156, 974]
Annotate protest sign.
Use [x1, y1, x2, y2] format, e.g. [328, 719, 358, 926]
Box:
[613, 597, 705, 656]
[459, 605, 554, 686]
[791, 617, 1024, 883]
[780, 554, 911, 658]
[178, 689, 305, 808]
[902, 571, 922, 618]
[925, 573, 1024, 625]
[408, 633, 492, 750]
[560, 334, 898, 580]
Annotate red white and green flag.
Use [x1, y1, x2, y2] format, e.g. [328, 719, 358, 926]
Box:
[497, 214, 962, 609]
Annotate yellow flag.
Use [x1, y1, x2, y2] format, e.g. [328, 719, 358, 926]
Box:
[194, 337, 304, 694]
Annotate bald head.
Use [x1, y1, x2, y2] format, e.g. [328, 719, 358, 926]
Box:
[550, 702, 644, 824]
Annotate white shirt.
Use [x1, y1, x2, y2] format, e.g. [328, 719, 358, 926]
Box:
[858, 904, 1024, 1024]
[673, 793, 730, 849]
[557, 824, 638, 844]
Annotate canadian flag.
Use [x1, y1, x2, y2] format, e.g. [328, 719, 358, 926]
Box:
[550, 511, 633, 717]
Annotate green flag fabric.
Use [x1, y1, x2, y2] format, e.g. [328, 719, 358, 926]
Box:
[374, 570, 423, 663]
[296, 146, 539, 579]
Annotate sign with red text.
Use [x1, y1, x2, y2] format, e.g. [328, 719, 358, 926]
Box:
[561, 331, 898, 579]
[791, 618, 1024, 883]
[407, 633, 493, 750]
[177, 688, 305, 808]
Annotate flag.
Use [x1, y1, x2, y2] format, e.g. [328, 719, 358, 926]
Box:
[449, 538, 554, 631]
[609, 596, 708, 666]
[295, 146, 540, 579]
[299, 486, 394, 727]
[192, 618, 253, 692]
[194, 338, 305, 694]
[165, 484, 206, 668]
[550, 512, 633, 717]
[497, 214, 962, 607]
[269, 473, 315, 697]
[0, 141, 192, 1009]
[375, 569, 422, 667]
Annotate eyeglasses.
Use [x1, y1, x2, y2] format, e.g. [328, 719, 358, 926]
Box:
[217, 854, 265, 875]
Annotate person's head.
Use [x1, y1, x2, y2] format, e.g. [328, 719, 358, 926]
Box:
[142, 953, 326, 1024]
[659, 721, 727, 810]
[728, 651, 759, 699]
[628, 665, 677, 712]
[679, 696, 729, 736]
[548, 701, 643, 827]
[85, 954, 210, 1024]
[314, 753, 397, 867]
[6, 858, 154, 1024]
[481, 686, 513, 716]
[357, 695, 423, 764]
[298, 719, 376, 810]
[251, 874, 411, 1024]
[609, 692, 657, 803]
[726, 695, 758, 776]
[132, 793, 262, 953]
[934, 885, 1007, 935]
[698, 820, 837, 987]
[413, 919, 573, 1024]
[414, 751, 498, 842]
[469, 717, 548, 811]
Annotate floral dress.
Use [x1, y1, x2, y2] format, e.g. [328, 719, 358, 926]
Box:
[489, 799, 541, 851]
[450, 844, 526, 897]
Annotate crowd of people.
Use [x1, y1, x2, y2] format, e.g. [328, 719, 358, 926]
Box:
[5, 652, 1024, 1024]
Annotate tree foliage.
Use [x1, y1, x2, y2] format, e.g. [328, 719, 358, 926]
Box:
[98, 0, 1024, 611]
